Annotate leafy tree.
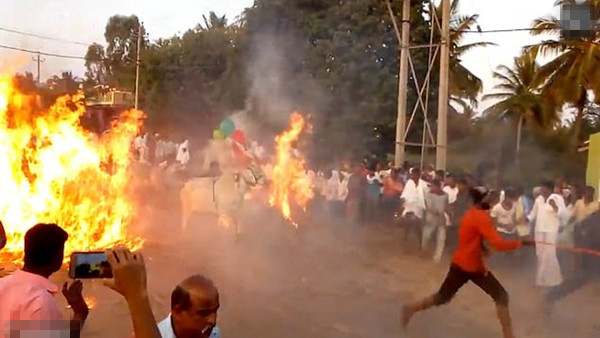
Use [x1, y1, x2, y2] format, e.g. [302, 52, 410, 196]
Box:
[200, 11, 228, 30]
[527, 0, 600, 148]
[84, 15, 147, 90]
[243, 0, 432, 163]
[84, 43, 108, 85]
[482, 49, 554, 160]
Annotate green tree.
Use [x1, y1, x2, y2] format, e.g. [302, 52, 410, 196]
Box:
[527, 0, 600, 148]
[84, 15, 147, 90]
[431, 0, 495, 111]
[243, 0, 432, 162]
[46, 71, 81, 94]
[200, 11, 228, 30]
[84, 43, 108, 85]
[482, 49, 554, 161]
[140, 14, 245, 135]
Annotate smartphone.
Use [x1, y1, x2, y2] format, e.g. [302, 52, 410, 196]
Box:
[69, 251, 113, 279]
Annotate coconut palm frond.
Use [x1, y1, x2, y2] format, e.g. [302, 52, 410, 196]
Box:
[530, 16, 560, 36]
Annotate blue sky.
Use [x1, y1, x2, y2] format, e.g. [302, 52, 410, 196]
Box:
[0, 0, 559, 108]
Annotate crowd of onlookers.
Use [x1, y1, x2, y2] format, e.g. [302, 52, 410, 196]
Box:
[0, 223, 221, 337]
[306, 160, 600, 298]
[1, 156, 599, 336]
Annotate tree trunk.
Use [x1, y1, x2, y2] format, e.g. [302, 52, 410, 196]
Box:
[515, 114, 524, 167]
[572, 107, 584, 150]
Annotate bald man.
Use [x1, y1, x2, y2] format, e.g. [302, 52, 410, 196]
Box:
[158, 275, 220, 338]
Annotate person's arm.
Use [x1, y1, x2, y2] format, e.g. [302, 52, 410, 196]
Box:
[104, 248, 161, 338]
[62, 280, 89, 335]
[478, 214, 522, 251]
[0, 221, 6, 250]
[527, 198, 539, 222]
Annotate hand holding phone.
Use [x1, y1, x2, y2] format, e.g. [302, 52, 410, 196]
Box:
[69, 252, 113, 279]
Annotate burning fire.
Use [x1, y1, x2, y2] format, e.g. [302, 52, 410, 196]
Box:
[0, 74, 143, 262]
[85, 296, 97, 309]
[268, 112, 313, 226]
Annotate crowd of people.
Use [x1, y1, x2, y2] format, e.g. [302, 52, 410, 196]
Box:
[0, 155, 599, 337]
[133, 132, 190, 169]
[305, 160, 600, 336]
[0, 223, 221, 338]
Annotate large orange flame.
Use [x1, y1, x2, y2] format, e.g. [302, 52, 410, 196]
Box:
[0, 74, 143, 263]
[268, 112, 313, 226]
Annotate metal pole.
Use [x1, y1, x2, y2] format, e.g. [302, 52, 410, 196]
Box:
[32, 52, 44, 86]
[393, 0, 410, 168]
[436, 0, 451, 171]
[134, 23, 142, 109]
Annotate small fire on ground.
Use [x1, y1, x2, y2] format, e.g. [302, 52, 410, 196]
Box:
[268, 112, 313, 227]
[0, 73, 143, 263]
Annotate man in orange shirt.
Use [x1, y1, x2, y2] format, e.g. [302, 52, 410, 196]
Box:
[401, 186, 533, 338]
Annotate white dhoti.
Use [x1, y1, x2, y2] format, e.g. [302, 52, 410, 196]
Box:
[422, 221, 446, 263]
[534, 231, 563, 287]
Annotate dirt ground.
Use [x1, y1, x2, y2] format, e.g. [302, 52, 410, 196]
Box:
[16, 196, 600, 337]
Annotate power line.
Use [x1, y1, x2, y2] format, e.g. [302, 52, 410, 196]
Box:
[0, 44, 85, 60]
[461, 27, 547, 34]
[0, 26, 91, 46]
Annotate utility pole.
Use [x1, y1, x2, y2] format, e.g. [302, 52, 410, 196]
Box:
[391, 0, 410, 168]
[436, 0, 451, 171]
[32, 52, 45, 86]
[134, 22, 143, 110]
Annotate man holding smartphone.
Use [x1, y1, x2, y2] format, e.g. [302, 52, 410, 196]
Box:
[0, 223, 88, 337]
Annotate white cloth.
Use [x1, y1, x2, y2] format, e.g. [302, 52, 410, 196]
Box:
[366, 173, 382, 185]
[515, 196, 530, 237]
[490, 203, 517, 234]
[158, 314, 220, 338]
[528, 194, 565, 233]
[325, 171, 346, 201]
[422, 222, 446, 263]
[443, 185, 458, 204]
[529, 194, 565, 287]
[176, 140, 190, 165]
[401, 179, 427, 219]
[534, 231, 563, 287]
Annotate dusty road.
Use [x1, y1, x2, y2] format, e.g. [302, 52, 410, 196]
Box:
[38, 199, 600, 337]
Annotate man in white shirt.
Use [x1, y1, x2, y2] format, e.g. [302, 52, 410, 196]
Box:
[490, 189, 518, 240]
[158, 275, 220, 338]
[401, 168, 427, 248]
[528, 181, 564, 287]
[443, 175, 459, 227]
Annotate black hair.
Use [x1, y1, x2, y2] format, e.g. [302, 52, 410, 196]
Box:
[411, 167, 421, 175]
[540, 180, 555, 191]
[171, 285, 193, 311]
[435, 169, 445, 177]
[469, 186, 489, 204]
[430, 178, 442, 187]
[24, 223, 68, 269]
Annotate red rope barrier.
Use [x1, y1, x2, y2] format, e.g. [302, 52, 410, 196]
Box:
[535, 241, 600, 257]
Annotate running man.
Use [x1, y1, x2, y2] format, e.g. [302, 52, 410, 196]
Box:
[401, 186, 533, 338]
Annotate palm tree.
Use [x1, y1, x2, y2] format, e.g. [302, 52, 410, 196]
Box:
[432, 0, 496, 110]
[199, 12, 228, 31]
[526, 0, 600, 148]
[482, 49, 555, 158]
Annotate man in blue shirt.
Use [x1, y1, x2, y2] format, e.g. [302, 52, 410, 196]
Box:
[158, 275, 220, 338]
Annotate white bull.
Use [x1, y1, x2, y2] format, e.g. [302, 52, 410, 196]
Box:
[180, 164, 265, 240]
